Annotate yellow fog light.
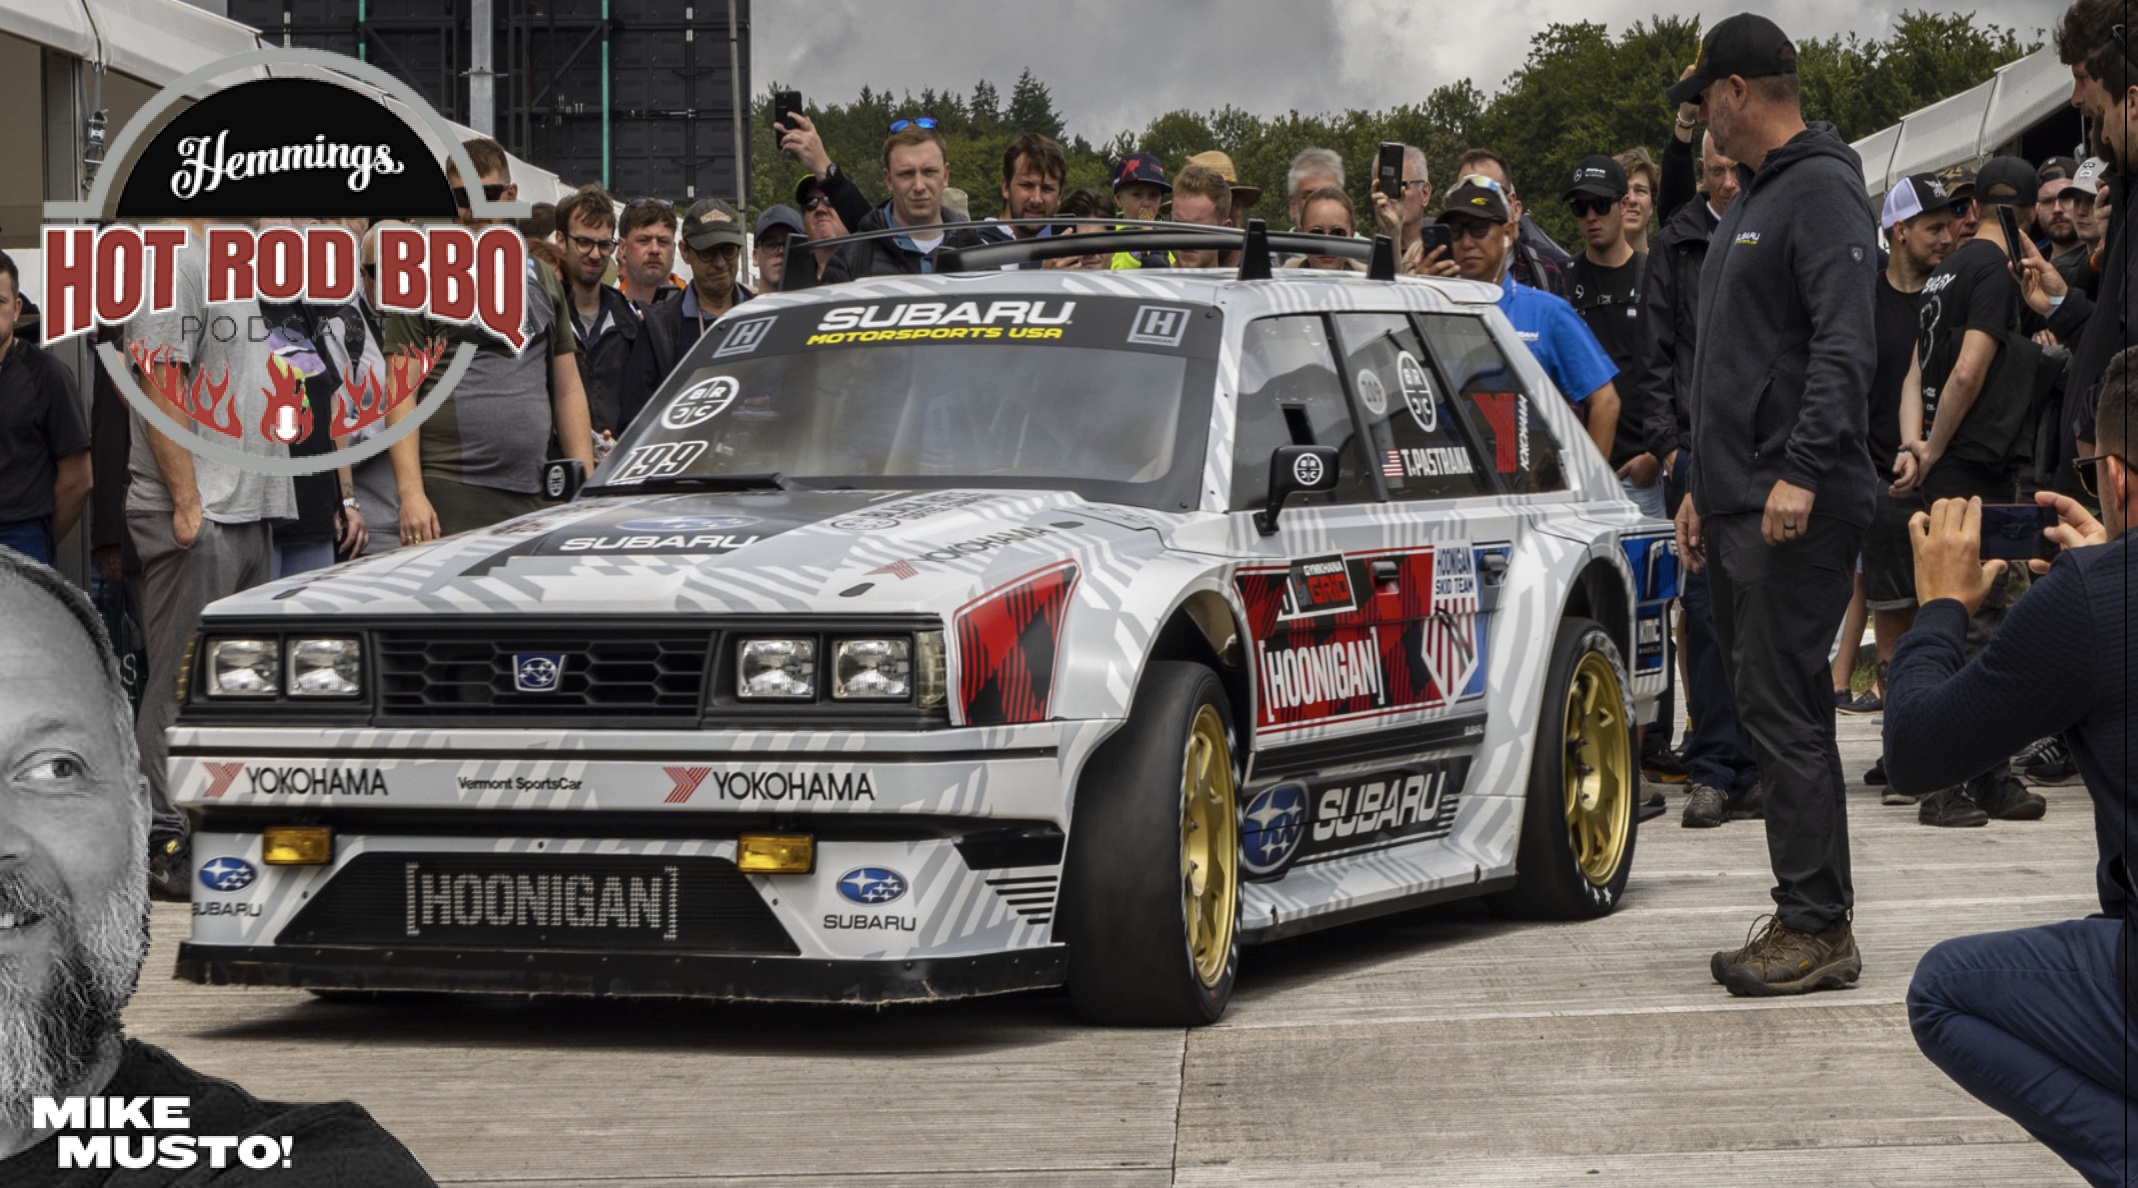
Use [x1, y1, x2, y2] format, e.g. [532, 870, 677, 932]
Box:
[261, 826, 333, 865]
[736, 833, 814, 874]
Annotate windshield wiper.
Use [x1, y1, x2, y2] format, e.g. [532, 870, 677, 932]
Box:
[589, 472, 805, 494]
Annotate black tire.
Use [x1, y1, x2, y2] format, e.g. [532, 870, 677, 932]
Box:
[1058, 661, 1242, 1026]
[1490, 617, 1638, 920]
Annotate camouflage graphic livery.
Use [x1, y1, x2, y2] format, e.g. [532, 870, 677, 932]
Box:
[172, 267, 1675, 1008]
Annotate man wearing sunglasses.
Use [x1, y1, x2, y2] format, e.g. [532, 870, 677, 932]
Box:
[382, 137, 595, 544]
[1563, 155, 1662, 519]
[617, 197, 755, 429]
[822, 120, 985, 282]
[1426, 175, 1620, 462]
[1892, 346, 2138, 1188]
[1666, 13, 1880, 998]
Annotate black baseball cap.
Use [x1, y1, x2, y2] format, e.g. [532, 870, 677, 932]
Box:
[1565, 155, 1628, 200]
[2039, 156, 2081, 182]
[1665, 14, 1798, 107]
[1974, 156, 2038, 207]
[1442, 175, 1512, 225]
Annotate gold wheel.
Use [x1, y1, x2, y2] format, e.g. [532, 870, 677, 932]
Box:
[1563, 651, 1631, 887]
[1179, 704, 1238, 989]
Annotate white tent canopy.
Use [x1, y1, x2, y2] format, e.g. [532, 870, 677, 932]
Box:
[1852, 47, 2076, 198]
[0, 0, 576, 202]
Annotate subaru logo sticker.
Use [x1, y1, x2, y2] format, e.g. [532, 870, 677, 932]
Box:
[1240, 783, 1308, 877]
[836, 867, 908, 905]
[197, 857, 258, 893]
[513, 653, 565, 693]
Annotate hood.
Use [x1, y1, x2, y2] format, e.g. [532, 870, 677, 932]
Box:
[1740, 121, 1861, 194]
[1658, 193, 1718, 248]
[210, 488, 1185, 619]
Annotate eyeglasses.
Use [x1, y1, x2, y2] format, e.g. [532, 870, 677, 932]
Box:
[1443, 218, 1499, 241]
[566, 232, 618, 253]
[888, 117, 939, 132]
[2073, 450, 2126, 499]
[1304, 225, 1354, 238]
[1567, 196, 1619, 218]
[450, 182, 509, 208]
[801, 195, 833, 213]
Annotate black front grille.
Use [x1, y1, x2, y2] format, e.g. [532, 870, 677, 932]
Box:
[277, 853, 799, 954]
[376, 627, 713, 721]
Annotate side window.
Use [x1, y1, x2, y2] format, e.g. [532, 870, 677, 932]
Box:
[1231, 316, 1375, 510]
[1417, 313, 1567, 494]
[1331, 313, 1493, 500]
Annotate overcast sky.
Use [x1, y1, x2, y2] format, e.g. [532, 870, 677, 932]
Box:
[757, 1, 2058, 143]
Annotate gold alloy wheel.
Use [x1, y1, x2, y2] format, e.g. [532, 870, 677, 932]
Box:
[1180, 704, 1239, 989]
[1564, 651, 1632, 886]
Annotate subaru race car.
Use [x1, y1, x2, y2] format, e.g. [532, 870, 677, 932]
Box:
[171, 230, 1676, 1024]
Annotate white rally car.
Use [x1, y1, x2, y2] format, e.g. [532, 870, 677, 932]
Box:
[172, 228, 1676, 1024]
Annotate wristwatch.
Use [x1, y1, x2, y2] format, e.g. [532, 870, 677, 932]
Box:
[1675, 115, 1699, 129]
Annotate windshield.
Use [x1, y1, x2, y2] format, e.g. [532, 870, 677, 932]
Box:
[596, 295, 1221, 509]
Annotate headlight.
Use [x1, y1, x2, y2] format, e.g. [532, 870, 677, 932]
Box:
[916, 630, 947, 709]
[739, 638, 816, 699]
[206, 639, 279, 697]
[288, 638, 362, 697]
[832, 638, 911, 700]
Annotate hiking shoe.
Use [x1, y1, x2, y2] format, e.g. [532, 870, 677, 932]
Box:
[1716, 914, 1863, 996]
[1835, 690, 1883, 715]
[1642, 748, 1691, 785]
[1918, 786, 1988, 828]
[1969, 771, 2048, 821]
[1681, 783, 1728, 828]
[148, 833, 192, 902]
[1725, 781, 1764, 820]
[1881, 787, 1919, 806]
[2014, 736, 2078, 786]
[1863, 756, 1887, 786]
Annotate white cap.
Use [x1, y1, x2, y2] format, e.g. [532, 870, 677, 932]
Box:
[2070, 157, 2109, 197]
[1880, 173, 1954, 229]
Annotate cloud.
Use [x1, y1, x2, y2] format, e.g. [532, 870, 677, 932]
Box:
[758, 1, 2058, 144]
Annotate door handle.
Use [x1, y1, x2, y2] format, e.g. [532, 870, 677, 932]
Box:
[1480, 552, 1509, 583]
[1371, 559, 1401, 585]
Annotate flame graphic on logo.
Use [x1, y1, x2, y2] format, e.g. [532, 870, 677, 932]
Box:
[333, 336, 447, 437]
[259, 356, 314, 445]
[127, 341, 237, 437]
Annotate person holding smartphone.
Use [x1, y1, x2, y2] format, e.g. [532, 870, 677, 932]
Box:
[1891, 346, 2138, 1188]
[1890, 155, 2050, 827]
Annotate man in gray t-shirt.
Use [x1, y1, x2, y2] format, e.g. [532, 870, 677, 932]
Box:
[124, 226, 296, 897]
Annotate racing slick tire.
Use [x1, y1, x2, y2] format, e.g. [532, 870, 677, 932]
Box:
[1490, 617, 1637, 920]
[1059, 661, 1241, 1027]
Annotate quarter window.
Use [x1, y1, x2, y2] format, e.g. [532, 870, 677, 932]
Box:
[1331, 313, 1492, 500]
[1417, 313, 1567, 494]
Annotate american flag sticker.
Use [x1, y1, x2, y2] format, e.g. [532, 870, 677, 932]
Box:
[1383, 449, 1405, 479]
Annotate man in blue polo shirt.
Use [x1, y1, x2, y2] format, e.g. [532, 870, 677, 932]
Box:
[1428, 174, 1622, 459]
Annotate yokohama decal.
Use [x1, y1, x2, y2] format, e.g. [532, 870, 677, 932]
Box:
[663, 766, 712, 804]
[201, 762, 245, 799]
[953, 561, 1079, 726]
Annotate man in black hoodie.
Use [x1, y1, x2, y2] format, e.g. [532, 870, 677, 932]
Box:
[1667, 14, 1879, 997]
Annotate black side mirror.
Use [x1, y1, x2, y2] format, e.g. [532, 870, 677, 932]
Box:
[1254, 445, 1340, 535]
[542, 458, 586, 503]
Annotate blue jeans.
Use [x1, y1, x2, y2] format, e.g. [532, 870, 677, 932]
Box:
[273, 538, 337, 579]
[1910, 919, 2138, 1186]
[0, 518, 54, 564]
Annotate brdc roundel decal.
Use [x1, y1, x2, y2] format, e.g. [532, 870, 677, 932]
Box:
[661, 376, 741, 430]
[1292, 452, 1326, 487]
[42, 48, 539, 479]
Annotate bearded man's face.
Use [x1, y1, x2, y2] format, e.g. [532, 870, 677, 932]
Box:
[0, 583, 148, 1125]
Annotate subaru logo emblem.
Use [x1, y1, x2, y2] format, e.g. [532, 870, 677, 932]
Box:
[836, 867, 908, 905]
[514, 653, 565, 693]
[616, 515, 759, 532]
[197, 857, 257, 893]
[1240, 783, 1308, 877]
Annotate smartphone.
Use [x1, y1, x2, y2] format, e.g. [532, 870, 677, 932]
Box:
[1376, 142, 1405, 202]
[1418, 222, 1453, 257]
[1978, 502, 2057, 561]
[774, 90, 804, 133]
[1994, 203, 2025, 284]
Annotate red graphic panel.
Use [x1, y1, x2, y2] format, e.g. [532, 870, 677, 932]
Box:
[955, 562, 1080, 726]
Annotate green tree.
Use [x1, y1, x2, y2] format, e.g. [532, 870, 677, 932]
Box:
[1007, 69, 1066, 142]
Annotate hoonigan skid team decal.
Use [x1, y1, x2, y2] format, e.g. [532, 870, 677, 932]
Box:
[1235, 545, 1486, 735]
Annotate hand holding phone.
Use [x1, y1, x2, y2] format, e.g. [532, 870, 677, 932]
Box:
[774, 90, 804, 133]
[1418, 222, 1452, 257]
[1978, 502, 2058, 562]
[1994, 204, 2025, 286]
[1376, 142, 1405, 202]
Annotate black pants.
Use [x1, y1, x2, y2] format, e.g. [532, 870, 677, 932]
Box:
[1666, 461, 1758, 791]
[1706, 511, 1862, 932]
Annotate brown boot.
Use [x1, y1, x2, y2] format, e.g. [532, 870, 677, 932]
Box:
[1711, 914, 1862, 996]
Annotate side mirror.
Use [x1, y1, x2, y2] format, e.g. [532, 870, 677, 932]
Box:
[1254, 445, 1340, 535]
[541, 458, 586, 503]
